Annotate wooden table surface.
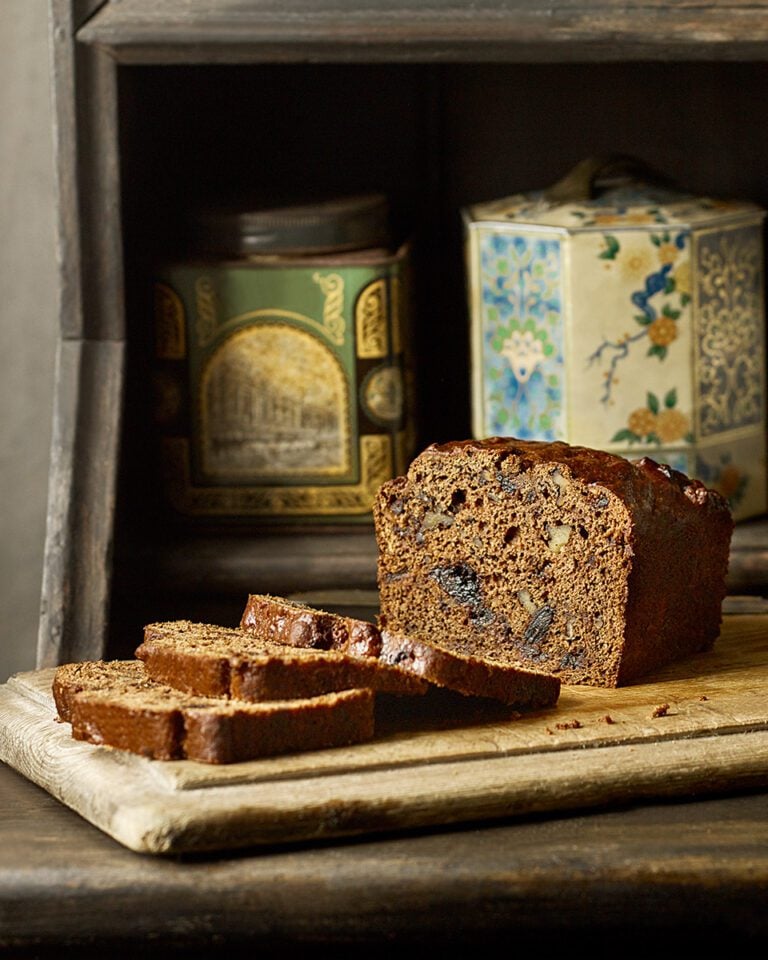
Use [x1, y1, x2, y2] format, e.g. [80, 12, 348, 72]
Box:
[2, 758, 768, 957]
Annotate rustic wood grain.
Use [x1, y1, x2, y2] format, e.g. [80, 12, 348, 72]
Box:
[39, 2, 126, 670]
[77, 1, 768, 64]
[36, 339, 125, 668]
[49, 0, 123, 339]
[1, 760, 767, 952]
[7, 614, 768, 854]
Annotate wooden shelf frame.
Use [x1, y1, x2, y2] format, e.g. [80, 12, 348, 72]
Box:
[80, 1, 768, 65]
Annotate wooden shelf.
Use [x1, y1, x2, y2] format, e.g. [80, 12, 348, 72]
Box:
[79, 0, 768, 64]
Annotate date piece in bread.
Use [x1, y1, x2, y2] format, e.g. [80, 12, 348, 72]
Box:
[374, 438, 734, 687]
[240, 594, 561, 709]
[136, 620, 427, 700]
[53, 660, 374, 764]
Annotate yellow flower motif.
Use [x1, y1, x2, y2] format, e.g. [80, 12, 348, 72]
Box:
[620, 246, 654, 281]
[655, 408, 690, 443]
[594, 212, 655, 227]
[657, 242, 679, 266]
[628, 408, 658, 437]
[648, 315, 678, 347]
[593, 213, 622, 226]
[674, 259, 691, 297]
[622, 213, 656, 225]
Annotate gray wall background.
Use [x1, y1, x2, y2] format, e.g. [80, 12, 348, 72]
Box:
[0, 1, 58, 682]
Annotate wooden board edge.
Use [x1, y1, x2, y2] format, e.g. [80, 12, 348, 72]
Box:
[2, 678, 768, 855]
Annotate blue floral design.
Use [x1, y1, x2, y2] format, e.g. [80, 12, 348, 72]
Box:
[479, 232, 564, 440]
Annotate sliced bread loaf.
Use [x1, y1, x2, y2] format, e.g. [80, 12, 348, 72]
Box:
[136, 620, 427, 700]
[53, 660, 374, 764]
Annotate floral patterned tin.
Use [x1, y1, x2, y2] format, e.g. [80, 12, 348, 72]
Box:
[464, 156, 767, 520]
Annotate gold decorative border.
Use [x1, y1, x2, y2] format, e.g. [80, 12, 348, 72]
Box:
[153, 282, 186, 359]
[161, 434, 392, 517]
[218, 306, 346, 349]
[355, 278, 389, 358]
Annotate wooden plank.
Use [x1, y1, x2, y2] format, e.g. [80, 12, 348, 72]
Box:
[49, 0, 124, 339]
[77, 0, 768, 63]
[6, 614, 768, 854]
[1, 763, 767, 952]
[36, 339, 125, 668]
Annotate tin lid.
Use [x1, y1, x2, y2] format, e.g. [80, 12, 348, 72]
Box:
[192, 193, 392, 257]
[467, 155, 764, 230]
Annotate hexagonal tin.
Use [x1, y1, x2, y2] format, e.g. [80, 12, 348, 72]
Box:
[464, 164, 766, 520]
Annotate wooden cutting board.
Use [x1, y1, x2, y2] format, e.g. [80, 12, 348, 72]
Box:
[1, 612, 768, 856]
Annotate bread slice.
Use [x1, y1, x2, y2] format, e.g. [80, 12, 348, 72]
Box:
[53, 660, 374, 764]
[378, 630, 561, 709]
[136, 620, 427, 700]
[240, 594, 561, 709]
[374, 438, 733, 687]
[240, 595, 382, 657]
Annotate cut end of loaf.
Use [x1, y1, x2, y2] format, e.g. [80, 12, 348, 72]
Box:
[374, 437, 732, 687]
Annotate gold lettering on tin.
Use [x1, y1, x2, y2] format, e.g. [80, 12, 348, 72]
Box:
[355, 278, 389, 358]
[312, 272, 345, 346]
[195, 276, 218, 347]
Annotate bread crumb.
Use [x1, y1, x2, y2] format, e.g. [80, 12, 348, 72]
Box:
[651, 703, 670, 718]
[698, 695, 709, 701]
[554, 719, 582, 730]
[600, 714, 616, 724]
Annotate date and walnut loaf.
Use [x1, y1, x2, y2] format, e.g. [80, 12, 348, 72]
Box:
[240, 593, 561, 709]
[53, 659, 375, 764]
[373, 437, 733, 687]
[136, 619, 427, 700]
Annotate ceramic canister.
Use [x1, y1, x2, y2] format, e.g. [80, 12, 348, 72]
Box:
[464, 155, 767, 520]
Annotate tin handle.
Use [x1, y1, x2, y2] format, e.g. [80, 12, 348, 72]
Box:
[544, 154, 675, 203]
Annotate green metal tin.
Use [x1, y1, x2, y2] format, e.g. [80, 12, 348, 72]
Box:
[153, 200, 412, 522]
